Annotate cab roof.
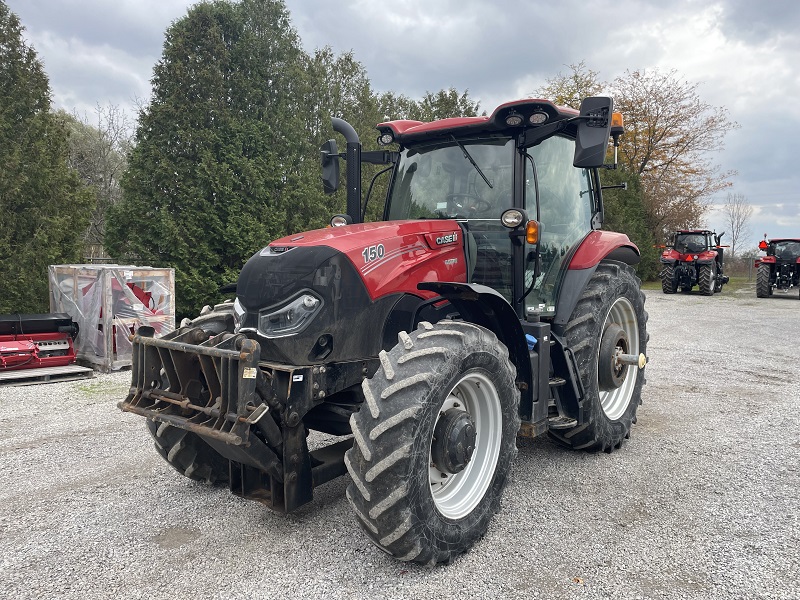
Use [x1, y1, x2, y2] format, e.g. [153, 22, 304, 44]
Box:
[377, 98, 579, 144]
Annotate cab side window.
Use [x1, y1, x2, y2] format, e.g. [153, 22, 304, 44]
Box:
[523, 135, 593, 315]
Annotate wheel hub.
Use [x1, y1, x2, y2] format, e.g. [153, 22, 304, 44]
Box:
[431, 408, 477, 474]
[598, 324, 629, 391]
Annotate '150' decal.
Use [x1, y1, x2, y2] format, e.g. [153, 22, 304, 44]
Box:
[362, 244, 386, 263]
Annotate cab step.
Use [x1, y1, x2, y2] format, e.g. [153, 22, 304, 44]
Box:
[548, 415, 577, 429]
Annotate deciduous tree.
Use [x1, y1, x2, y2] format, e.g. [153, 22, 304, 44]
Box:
[534, 61, 605, 109]
[60, 105, 133, 260]
[720, 192, 753, 257]
[612, 68, 738, 238]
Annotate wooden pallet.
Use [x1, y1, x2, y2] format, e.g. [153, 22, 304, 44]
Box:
[0, 364, 95, 386]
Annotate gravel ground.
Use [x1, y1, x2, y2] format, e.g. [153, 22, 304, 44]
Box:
[1, 285, 798, 600]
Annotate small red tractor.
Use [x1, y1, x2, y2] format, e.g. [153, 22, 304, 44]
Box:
[755, 236, 800, 298]
[659, 229, 729, 295]
[119, 97, 649, 564]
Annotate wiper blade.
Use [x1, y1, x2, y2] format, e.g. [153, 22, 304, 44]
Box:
[451, 136, 493, 189]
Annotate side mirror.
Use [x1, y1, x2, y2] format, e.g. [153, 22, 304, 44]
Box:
[573, 97, 613, 168]
[320, 139, 340, 194]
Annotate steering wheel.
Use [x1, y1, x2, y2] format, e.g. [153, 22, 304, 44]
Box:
[445, 193, 493, 216]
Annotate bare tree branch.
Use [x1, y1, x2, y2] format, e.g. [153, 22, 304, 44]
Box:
[720, 192, 753, 257]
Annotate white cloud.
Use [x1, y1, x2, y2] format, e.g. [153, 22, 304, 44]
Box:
[5, 0, 799, 238]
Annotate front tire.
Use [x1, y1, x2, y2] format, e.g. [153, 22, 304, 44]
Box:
[549, 261, 648, 452]
[145, 302, 235, 485]
[345, 320, 520, 564]
[146, 420, 230, 484]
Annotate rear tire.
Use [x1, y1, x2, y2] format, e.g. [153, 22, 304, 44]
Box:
[661, 264, 677, 294]
[756, 264, 771, 298]
[345, 320, 520, 564]
[146, 420, 230, 484]
[699, 263, 715, 296]
[549, 262, 647, 452]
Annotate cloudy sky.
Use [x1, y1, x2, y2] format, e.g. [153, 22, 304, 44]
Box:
[6, 0, 800, 245]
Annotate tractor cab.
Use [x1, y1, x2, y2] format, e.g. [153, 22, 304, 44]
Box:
[323, 97, 626, 320]
[761, 238, 800, 261]
[382, 129, 596, 317]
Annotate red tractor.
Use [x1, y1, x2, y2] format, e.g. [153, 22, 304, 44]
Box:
[659, 229, 729, 295]
[119, 97, 648, 564]
[755, 236, 800, 298]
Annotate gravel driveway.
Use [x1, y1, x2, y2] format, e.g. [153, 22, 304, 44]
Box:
[1, 286, 798, 600]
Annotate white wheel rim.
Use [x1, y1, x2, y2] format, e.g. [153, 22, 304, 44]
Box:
[598, 297, 639, 421]
[428, 371, 501, 519]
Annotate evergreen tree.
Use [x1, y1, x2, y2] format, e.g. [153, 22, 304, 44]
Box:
[600, 167, 659, 280]
[106, 0, 483, 317]
[0, 2, 93, 313]
[106, 0, 308, 317]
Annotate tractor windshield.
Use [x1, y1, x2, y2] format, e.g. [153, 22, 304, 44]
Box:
[384, 133, 595, 313]
[386, 136, 514, 221]
[386, 136, 516, 300]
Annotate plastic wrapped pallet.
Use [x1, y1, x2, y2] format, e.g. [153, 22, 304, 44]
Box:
[48, 265, 175, 371]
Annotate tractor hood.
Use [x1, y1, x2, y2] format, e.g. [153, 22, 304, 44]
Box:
[234, 219, 467, 364]
[246, 220, 468, 303]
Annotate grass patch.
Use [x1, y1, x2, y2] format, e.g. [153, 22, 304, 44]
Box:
[76, 380, 128, 397]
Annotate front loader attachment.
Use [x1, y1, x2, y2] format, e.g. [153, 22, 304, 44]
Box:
[119, 326, 351, 512]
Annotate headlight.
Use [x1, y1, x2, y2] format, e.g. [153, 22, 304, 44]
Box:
[258, 292, 323, 338]
[233, 298, 246, 332]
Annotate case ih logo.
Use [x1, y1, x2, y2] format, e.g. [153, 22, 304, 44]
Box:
[435, 232, 459, 245]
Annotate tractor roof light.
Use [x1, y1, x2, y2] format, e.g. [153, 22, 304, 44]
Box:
[505, 111, 524, 127]
[529, 111, 548, 125]
[610, 112, 624, 144]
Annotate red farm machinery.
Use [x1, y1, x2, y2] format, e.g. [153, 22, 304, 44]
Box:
[755, 236, 800, 298]
[659, 229, 729, 295]
[0, 313, 79, 374]
[118, 97, 649, 564]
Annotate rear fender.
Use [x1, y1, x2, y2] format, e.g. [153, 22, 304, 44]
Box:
[568, 231, 640, 270]
[660, 249, 681, 263]
[696, 250, 718, 265]
[553, 232, 640, 329]
[416, 282, 532, 416]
